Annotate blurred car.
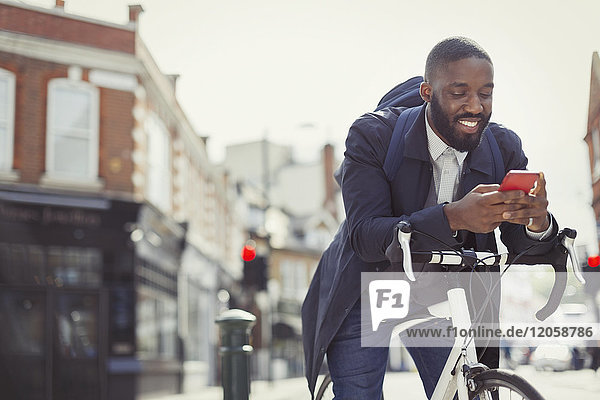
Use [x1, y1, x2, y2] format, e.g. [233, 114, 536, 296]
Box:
[530, 344, 572, 372]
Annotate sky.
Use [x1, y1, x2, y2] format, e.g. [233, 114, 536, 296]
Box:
[18, 0, 600, 252]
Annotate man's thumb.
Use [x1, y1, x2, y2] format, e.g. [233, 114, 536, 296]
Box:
[472, 184, 500, 194]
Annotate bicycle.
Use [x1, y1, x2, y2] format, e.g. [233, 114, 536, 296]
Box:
[315, 222, 585, 400]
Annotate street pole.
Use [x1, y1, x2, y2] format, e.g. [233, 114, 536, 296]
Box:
[216, 309, 256, 400]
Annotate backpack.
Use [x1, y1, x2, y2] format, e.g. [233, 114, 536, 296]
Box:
[374, 76, 505, 183]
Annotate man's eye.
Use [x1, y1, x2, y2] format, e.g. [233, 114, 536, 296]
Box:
[480, 92, 492, 98]
[451, 93, 465, 97]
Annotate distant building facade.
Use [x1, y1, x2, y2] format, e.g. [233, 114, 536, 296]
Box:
[0, 2, 244, 399]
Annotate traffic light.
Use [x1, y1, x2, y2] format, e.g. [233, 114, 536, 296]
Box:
[587, 255, 600, 268]
[241, 243, 256, 262]
[242, 255, 268, 291]
[241, 240, 267, 290]
[583, 254, 600, 296]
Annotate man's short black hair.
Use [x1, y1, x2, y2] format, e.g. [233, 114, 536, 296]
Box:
[424, 37, 492, 81]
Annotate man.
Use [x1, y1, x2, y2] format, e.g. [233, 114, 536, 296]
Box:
[302, 37, 557, 399]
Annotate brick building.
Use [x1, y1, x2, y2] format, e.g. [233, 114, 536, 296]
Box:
[0, 2, 244, 399]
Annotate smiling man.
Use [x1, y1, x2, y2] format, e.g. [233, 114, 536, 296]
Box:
[302, 37, 557, 399]
[424, 57, 494, 152]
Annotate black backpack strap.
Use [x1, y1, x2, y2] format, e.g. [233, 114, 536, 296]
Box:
[383, 106, 421, 182]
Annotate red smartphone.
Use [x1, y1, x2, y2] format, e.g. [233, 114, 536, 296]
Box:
[498, 170, 540, 193]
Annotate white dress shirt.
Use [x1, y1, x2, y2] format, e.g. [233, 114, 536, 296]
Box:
[425, 113, 468, 204]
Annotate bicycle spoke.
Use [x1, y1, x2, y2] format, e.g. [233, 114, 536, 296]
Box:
[487, 386, 528, 400]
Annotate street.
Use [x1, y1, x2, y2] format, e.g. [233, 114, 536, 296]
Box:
[151, 367, 600, 400]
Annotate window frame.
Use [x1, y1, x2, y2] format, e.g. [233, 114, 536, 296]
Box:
[45, 78, 100, 182]
[0, 68, 16, 174]
[145, 112, 172, 212]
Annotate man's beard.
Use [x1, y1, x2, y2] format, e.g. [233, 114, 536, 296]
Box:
[429, 94, 491, 152]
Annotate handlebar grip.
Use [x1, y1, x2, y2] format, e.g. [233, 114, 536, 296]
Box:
[397, 221, 415, 281]
[507, 245, 569, 322]
[534, 262, 567, 321]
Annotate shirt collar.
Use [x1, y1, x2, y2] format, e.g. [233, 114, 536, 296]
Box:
[425, 107, 468, 166]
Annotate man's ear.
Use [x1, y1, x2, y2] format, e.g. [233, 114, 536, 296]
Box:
[420, 82, 432, 102]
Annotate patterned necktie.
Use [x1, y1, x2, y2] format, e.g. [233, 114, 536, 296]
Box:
[437, 147, 460, 204]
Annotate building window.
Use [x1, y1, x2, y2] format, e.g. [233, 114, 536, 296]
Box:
[0, 243, 101, 287]
[145, 113, 171, 212]
[135, 260, 178, 359]
[46, 79, 99, 181]
[280, 259, 308, 301]
[136, 288, 177, 359]
[0, 68, 15, 172]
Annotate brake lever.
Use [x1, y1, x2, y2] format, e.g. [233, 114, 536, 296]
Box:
[397, 221, 416, 281]
[533, 228, 582, 321]
[562, 228, 585, 284]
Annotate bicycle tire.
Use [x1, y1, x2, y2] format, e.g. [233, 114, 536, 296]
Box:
[469, 369, 545, 400]
[315, 373, 333, 400]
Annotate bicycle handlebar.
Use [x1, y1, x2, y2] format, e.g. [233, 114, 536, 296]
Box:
[388, 222, 584, 322]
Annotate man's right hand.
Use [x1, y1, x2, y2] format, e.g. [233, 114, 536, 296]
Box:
[443, 184, 527, 233]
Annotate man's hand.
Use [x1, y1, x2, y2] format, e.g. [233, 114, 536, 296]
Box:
[500, 172, 550, 232]
[443, 174, 550, 234]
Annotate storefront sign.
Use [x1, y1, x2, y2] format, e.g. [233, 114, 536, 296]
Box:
[0, 202, 102, 228]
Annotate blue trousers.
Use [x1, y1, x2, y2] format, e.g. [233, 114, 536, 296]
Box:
[327, 299, 455, 400]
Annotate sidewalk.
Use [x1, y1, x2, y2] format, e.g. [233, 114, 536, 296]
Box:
[151, 372, 427, 400]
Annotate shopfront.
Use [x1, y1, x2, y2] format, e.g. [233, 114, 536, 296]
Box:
[0, 190, 139, 400]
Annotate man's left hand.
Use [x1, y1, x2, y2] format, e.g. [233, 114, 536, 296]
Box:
[500, 172, 550, 232]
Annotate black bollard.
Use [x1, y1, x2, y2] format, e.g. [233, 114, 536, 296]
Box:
[216, 309, 256, 400]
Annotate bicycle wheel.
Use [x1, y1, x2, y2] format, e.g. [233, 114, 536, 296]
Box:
[469, 369, 545, 400]
[315, 373, 333, 400]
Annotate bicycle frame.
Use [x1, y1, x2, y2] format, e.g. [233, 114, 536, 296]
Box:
[389, 287, 480, 400]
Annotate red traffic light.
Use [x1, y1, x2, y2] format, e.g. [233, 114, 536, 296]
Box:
[588, 255, 600, 268]
[241, 244, 256, 262]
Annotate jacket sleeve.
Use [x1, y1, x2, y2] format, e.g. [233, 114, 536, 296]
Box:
[340, 111, 460, 263]
[494, 125, 559, 255]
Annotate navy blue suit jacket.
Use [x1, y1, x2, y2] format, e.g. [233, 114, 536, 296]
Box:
[301, 104, 557, 397]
